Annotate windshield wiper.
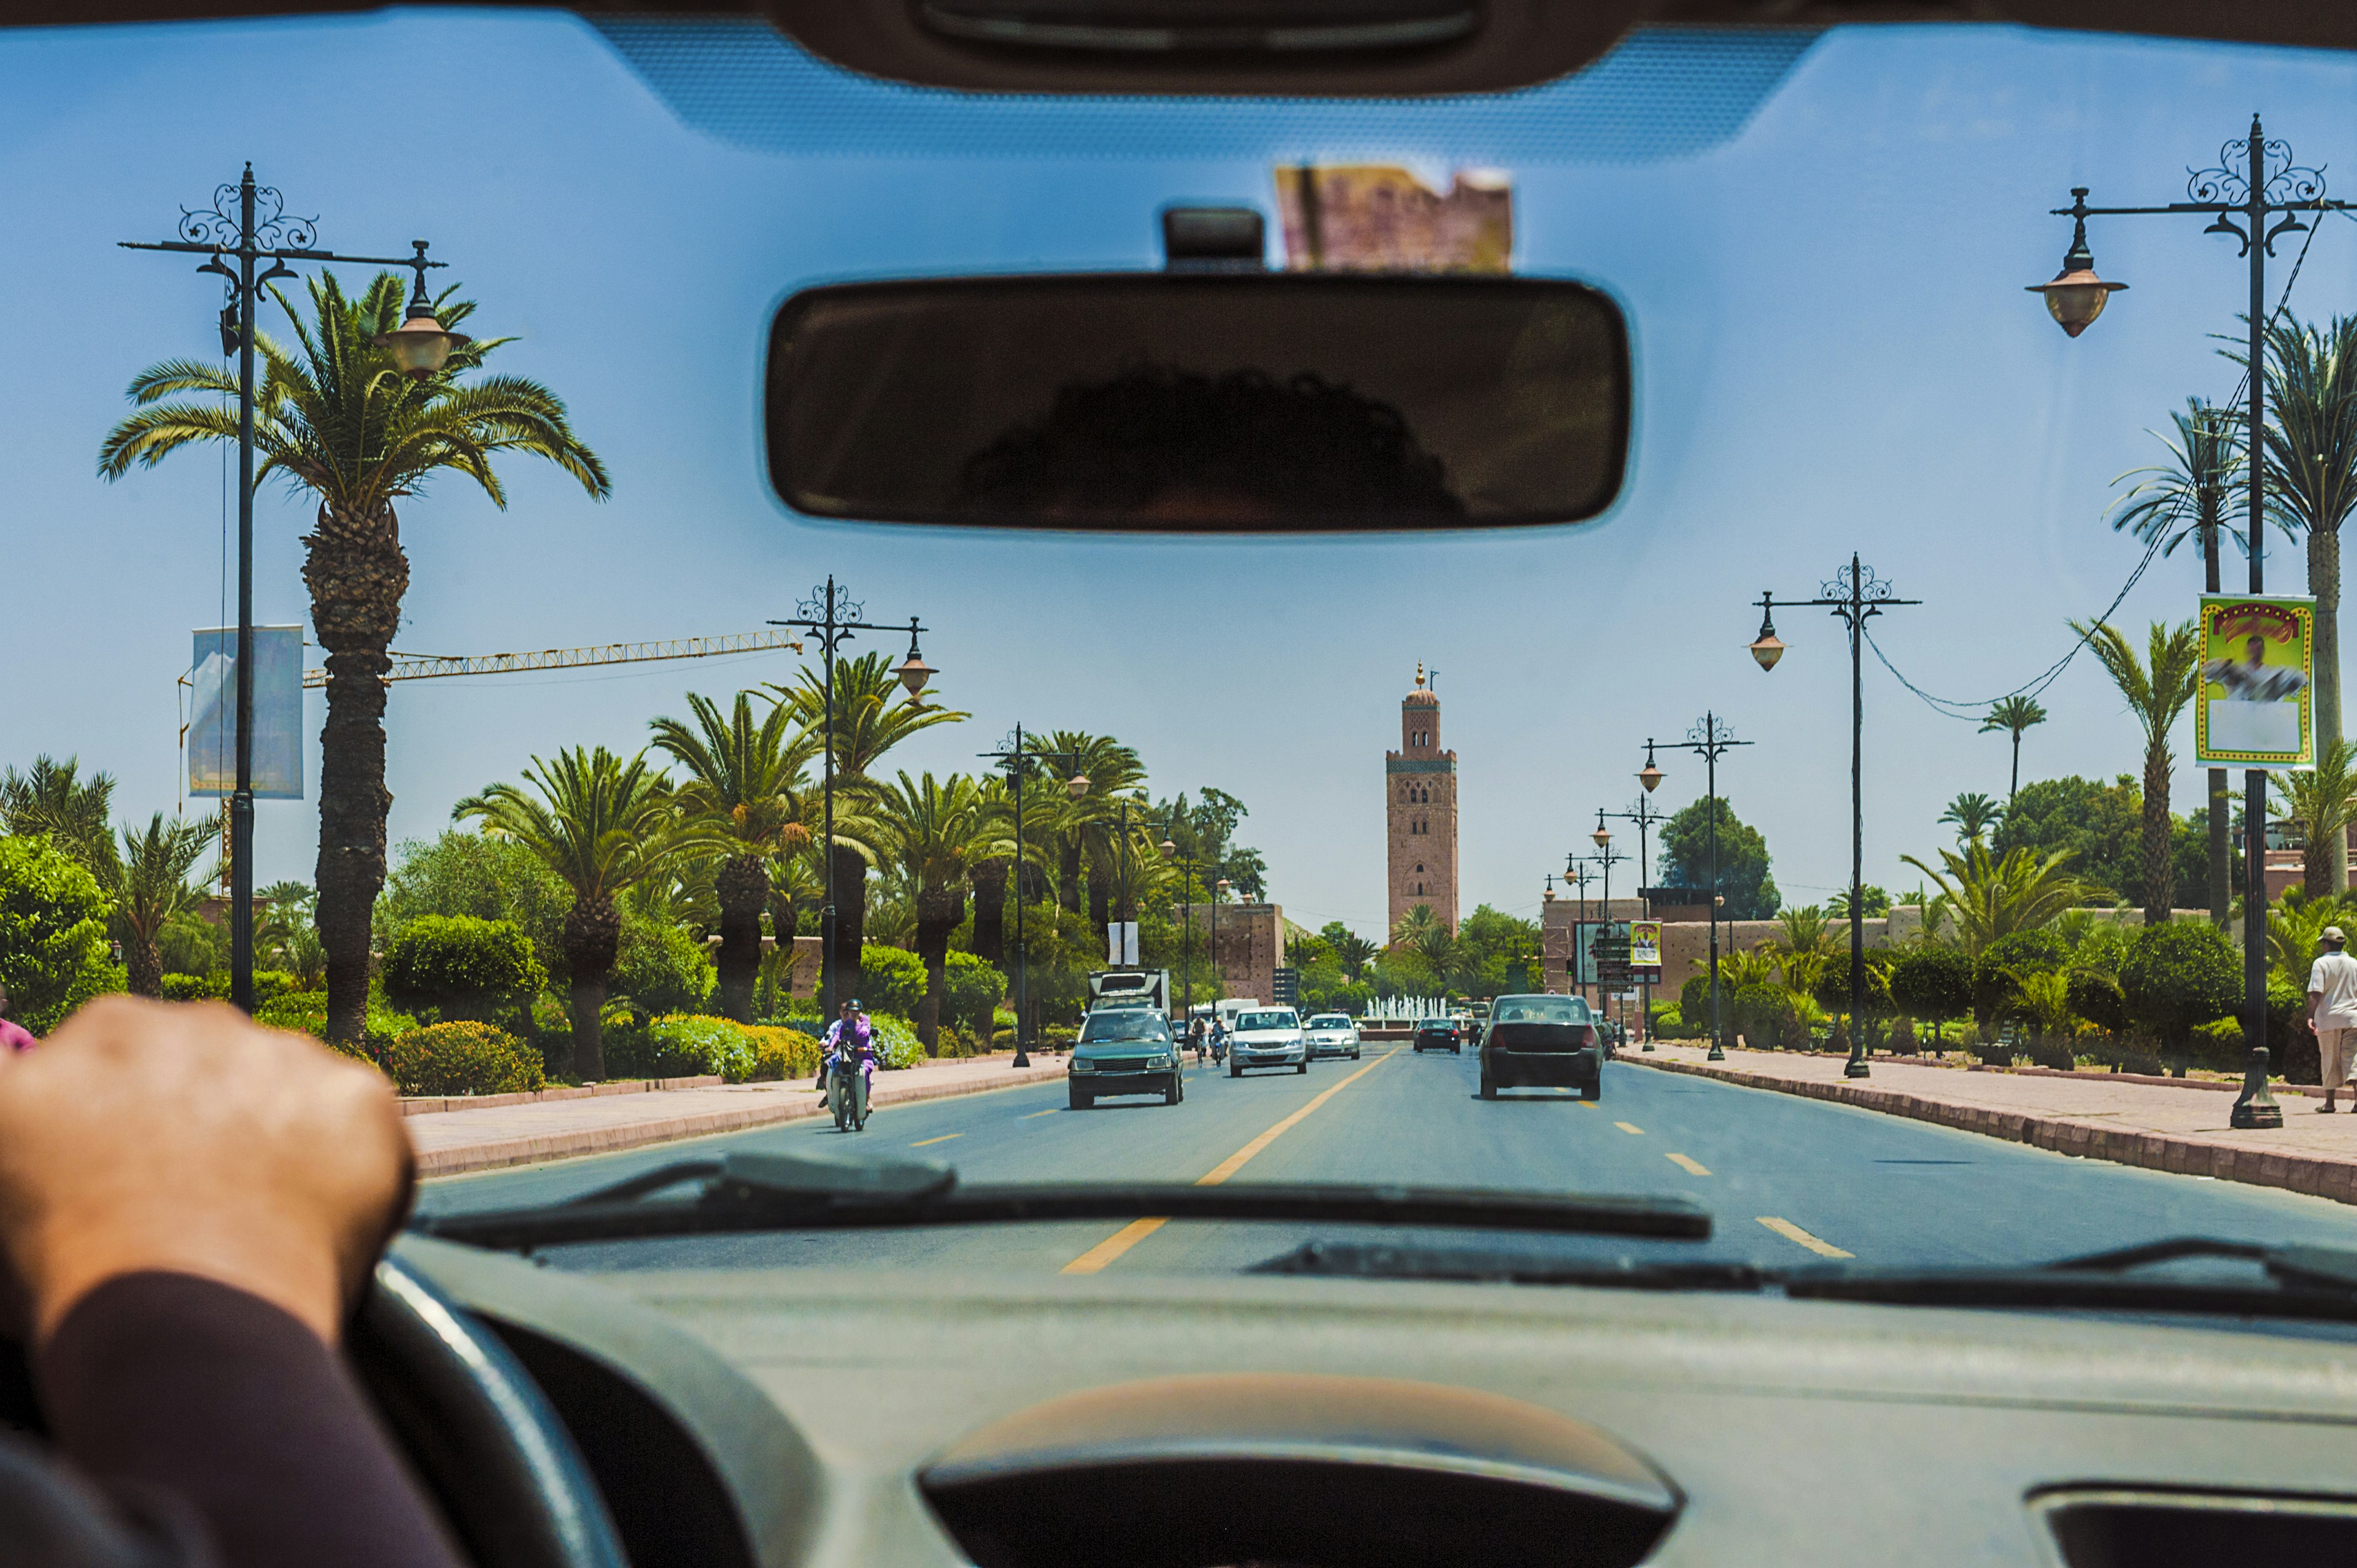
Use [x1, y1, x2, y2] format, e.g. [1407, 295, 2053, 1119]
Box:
[408, 1149, 1713, 1252]
[1782, 1237, 2357, 1324]
[1250, 1239, 1768, 1292]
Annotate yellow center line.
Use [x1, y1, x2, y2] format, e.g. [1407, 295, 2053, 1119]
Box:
[1020, 1108, 1061, 1119]
[1757, 1216, 1852, 1259]
[911, 1134, 962, 1147]
[1664, 1153, 1710, 1176]
[1061, 1049, 1399, 1275]
[1614, 1121, 1644, 1135]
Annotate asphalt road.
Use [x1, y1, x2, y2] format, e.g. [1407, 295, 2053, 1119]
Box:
[417, 1045, 2357, 1279]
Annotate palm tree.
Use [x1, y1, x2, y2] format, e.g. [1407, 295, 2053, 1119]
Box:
[455, 747, 713, 1079]
[1039, 732, 1145, 926]
[1978, 696, 2048, 804]
[1333, 930, 1379, 981]
[1938, 792, 2002, 848]
[99, 272, 610, 1046]
[1765, 906, 1836, 1002]
[2261, 314, 2357, 894]
[873, 771, 1005, 1051]
[649, 692, 819, 1021]
[1901, 842, 2088, 958]
[1391, 903, 1452, 973]
[2274, 740, 2357, 902]
[255, 879, 325, 986]
[2074, 617, 2202, 924]
[0, 755, 118, 876]
[103, 813, 220, 997]
[767, 653, 967, 1008]
[2111, 397, 2244, 922]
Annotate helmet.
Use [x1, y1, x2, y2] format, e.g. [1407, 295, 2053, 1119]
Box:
[845, 997, 864, 1010]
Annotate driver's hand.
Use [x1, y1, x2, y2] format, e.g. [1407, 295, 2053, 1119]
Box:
[0, 997, 411, 1346]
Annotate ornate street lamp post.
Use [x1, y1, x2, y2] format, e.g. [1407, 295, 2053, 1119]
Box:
[977, 728, 1086, 1067]
[1606, 789, 1667, 1049]
[1158, 828, 1205, 1018]
[1672, 714, 1752, 1061]
[1592, 812, 1629, 1042]
[1749, 555, 1921, 1079]
[1562, 855, 1594, 1005]
[120, 167, 454, 1013]
[2027, 115, 2340, 1130]
[770, 579, 934, 1029]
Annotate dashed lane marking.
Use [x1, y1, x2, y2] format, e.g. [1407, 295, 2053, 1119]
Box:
[1020, 1108, 1060, 1119]
[910, 1134, 962, 1147]
[1614, 1121, 1644, 1135]
[1665, 1153, 1710, 1176]
[1060, 1050, 1400, 1275]
[1757, 1216, 1852, 1259]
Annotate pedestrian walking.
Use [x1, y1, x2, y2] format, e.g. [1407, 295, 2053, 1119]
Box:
[2309, 925, 2357, 1112]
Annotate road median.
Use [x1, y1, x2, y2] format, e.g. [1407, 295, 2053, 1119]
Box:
[1628, 1044, 2357, 1208]
[413, 1052, 1068, 1178]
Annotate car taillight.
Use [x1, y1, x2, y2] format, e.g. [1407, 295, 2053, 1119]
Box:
[1575, 1025, 1596, 1048]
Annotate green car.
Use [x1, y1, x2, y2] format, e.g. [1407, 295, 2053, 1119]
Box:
[1068, 1008, 1185, 1110]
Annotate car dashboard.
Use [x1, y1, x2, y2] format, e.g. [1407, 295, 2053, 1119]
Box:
[402, 1234, 2357, 1568]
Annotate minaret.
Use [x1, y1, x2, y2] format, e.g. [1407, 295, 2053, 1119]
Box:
[1385, 662, 1459, 938]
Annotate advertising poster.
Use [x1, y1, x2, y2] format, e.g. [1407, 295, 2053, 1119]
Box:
[2194, 596, 2313, 769]
[189, 626, 305, 799]
[1630, 919, 1663, 983]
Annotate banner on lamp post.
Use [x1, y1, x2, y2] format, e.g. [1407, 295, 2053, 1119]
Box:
[2194, 595, 2315, 770]
[188, 626, 305, 799]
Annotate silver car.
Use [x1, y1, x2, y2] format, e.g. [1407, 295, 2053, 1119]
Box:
[1302, 1013, 1361, 1060]
[1226, 1007, 1308, 1076]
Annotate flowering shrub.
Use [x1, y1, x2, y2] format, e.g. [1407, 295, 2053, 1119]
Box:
[380, 1021, 545, 1097]
[645, 1014, 757, 1083]
[745, 1025, 822, 1080]
[870, 1012, 923, 1068]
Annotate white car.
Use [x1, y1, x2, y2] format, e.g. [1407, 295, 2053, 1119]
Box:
[1226, 1007, 1308, 1077]
[1303, 1013, 1361, 1061]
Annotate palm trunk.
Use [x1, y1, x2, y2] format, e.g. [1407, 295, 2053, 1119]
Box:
[713, 853, 766, 1022]
[563, 891, 622, 1079]
[1059, 835, 1082, 914]
[1088, 854, 1112, 935]
[913, 887, 963, 1055]
[125, 932, 163, 998]
[971, 858, 1007, 964]
[2142, 743, 2173, 926]
[829, 841, 867, 1006]
[2313, 523, 2347, 891]
[303, 503, 408, 1047]
[2207, 524, 2230, 927]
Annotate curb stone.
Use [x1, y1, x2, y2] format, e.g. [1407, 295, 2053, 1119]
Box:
[414, 1059, 1067, 1176]
[1628, 1054, 2357, 1210]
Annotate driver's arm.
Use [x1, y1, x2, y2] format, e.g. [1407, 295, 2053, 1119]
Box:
[0, 997, 465, 1568]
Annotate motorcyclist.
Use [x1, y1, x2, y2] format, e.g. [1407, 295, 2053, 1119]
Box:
[1209, 1017, 1228, 1065]
[816, 998, 878, 1105]
[1188, 1014, 1207, 1064]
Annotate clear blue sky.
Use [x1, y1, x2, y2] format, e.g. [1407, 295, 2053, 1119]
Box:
[5, 12, 2356, 934]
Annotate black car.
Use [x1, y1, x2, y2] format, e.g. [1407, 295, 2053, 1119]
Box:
[1411, 1021, 1460, 1054]
[1478, 994, 1604, 1102]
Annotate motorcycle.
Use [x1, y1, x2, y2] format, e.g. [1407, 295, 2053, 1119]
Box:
[826, 1048, 873, 1132]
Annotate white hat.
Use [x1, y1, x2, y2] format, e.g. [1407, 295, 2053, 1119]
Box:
[2326, 927, 2347, 944]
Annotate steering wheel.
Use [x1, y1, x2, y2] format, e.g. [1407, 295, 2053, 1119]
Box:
[349, 1255, 629, 1568]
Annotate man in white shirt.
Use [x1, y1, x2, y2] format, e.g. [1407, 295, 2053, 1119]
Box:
[2307, 926, 2357, 1112]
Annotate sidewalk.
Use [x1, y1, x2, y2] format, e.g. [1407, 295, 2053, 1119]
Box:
[408, 1051, 1067, 1177]
[1630, 1043, 2357, 1208]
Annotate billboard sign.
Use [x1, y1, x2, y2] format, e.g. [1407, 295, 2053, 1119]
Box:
[1630, 919, 1663, 984]
[189, 627, 305, 799]
[2194, 595, 2313, 769]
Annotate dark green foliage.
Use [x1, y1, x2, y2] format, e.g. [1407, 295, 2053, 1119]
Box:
[2118, 921, 2240, 1049]
[157, 911, 226, 975]
[377, 830, 571, 978]
[0, 834, 118, 1033]
[1889, 946, 1972, 1022]
[859, 943, 927, 1017]
[610, 913, 715, 1018]
[944, 951, 1007, 1035]
[1973, 928, 2070, 1022]
[1657, 797, 1779, 918]
[381, 915, 546, 1031]
[2067, 968, 2129, 1033]
[1809, 958, 1891, 1017]
[252, 989, 419, 1064]
[1730, 983, 1800, 1049]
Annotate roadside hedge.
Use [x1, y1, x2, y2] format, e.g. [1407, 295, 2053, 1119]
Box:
[745, 1025, 822, 1080]
[945, 952, 1007, 1036]
[0, 834, 117, 1035]
[381, 1021, 545, 1097]
[381, 915, 544, 1032]
[859, 945, 927, 1018]
[2118, 921, 2239, 1051]
[254, 988, 419, 1065]
[1889, 946, 1972, 1026]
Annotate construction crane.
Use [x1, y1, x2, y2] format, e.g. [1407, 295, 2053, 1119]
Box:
[298, 629, 806, 689]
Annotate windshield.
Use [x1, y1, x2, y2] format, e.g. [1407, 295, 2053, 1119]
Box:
[1080, 1013, 1171, 1044]
[17, 12, 2357, 1329]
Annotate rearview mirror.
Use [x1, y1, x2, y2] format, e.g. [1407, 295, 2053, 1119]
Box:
[765, 273, 1630, 532]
